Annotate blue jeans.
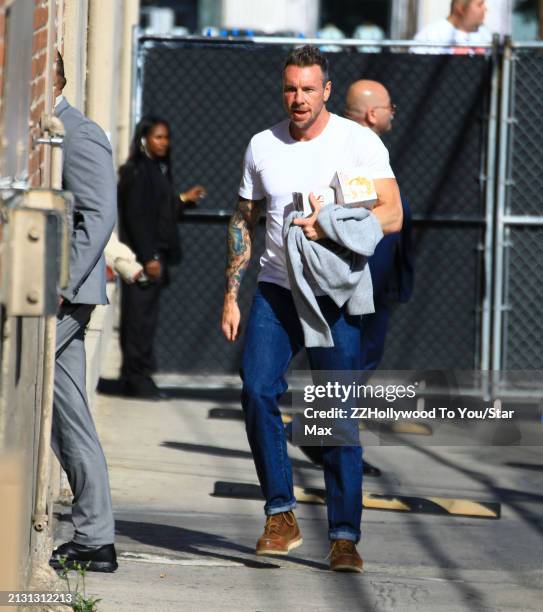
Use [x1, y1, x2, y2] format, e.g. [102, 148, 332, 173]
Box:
[360, 301, 390, 371]
[241, 282, 363, 542]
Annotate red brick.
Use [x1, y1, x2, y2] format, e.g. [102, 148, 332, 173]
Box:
[32, 28, 47, 54]
[31, 52, 47, 79]
[33, 5, 48, 30]
[31, 77, 45, 103]
[30, 100, 45, 123]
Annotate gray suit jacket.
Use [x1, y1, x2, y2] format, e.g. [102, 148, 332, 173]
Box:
[55, 98, 116, 305]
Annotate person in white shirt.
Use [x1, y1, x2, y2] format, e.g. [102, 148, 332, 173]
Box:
[220, 45, 402, 573]
[414, 0, 492, 53]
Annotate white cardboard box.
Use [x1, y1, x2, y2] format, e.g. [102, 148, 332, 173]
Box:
[329, 169, 377, 209]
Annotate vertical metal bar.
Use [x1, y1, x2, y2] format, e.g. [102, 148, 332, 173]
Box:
[130, 26, 143, 138]
[492, 40, 514, 371]
[31, 315, 56, 532]
[480, 38, 500, 371]
[31, 116, 64, 533]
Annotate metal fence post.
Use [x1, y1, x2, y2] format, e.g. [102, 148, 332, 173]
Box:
[480, 35, 501, 372]
[492, 38, 514, 371]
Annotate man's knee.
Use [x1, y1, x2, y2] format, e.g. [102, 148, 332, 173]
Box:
[242, 379, 276, 402]
[241, 371, 286, 409]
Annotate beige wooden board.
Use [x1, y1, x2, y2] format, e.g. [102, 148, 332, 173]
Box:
[292, 486, 498, 518]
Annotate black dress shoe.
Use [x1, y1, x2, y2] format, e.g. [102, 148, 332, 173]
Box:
[49, 541, 118, 573]
[122, 379, 168, 401]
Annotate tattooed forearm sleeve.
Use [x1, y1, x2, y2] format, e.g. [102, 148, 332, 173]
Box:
[225, 197, 264, 299]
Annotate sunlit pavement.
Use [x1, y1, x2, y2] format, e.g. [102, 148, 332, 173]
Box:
[53, 341, 543, 612]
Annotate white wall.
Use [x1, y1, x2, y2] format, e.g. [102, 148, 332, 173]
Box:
[417, 0, 449, 30]
[86, 0, 124, 150]
[62, 0, 89, 112]
[222, 0, 319, 35]
[486, 0, 513, 35]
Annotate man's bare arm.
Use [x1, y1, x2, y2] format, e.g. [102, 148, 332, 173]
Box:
[225, 197, 264, 298]
[372, 178, 403, 234]
[221, 197, 265, 341]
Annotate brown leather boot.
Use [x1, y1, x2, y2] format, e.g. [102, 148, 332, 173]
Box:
[255, 511, 302, 556]
[328, 540, 363, 573]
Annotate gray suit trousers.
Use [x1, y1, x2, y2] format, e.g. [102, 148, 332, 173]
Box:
[51, 303, 115, 545]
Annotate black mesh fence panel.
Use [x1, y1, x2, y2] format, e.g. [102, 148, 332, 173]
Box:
[136, 39, 491, 374]
[498, 49, 543, 369]
[503, 227, 543, 369]
[155, 219, 265, 373]
[382, 225, 482, 370]
[509, 50, 543, 216]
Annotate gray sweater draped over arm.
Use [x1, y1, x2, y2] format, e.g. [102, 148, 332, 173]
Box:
[283, 204, 383, 347]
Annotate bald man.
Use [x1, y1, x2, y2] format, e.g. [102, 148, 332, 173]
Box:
[345, 80, 414, 370]
[345, 80, 395, 137]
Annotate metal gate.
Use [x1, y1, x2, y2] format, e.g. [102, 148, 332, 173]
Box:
[493, 42, 543, 370]
[132, 35, 498, 374]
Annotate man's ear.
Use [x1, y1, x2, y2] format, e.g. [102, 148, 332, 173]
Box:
[454, 2, 464, 20]
[367, 109, 378, 128]
[323, 80, 332, 102]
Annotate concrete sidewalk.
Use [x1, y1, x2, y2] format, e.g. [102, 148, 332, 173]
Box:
[54, 333, 543, 611]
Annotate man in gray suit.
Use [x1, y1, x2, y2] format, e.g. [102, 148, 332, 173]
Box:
[49, 52, 118, 572]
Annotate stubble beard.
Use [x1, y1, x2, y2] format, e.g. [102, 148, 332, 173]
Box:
[289, 104, 326, 134]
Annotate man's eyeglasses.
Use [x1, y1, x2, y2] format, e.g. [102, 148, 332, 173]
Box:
[373, 103, 397, 113]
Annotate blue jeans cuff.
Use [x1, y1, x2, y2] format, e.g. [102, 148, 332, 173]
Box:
[265, 500, 297, 515]
[329, 529, 360, 543]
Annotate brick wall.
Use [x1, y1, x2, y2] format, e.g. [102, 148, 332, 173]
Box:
[28, 0, 50, 187]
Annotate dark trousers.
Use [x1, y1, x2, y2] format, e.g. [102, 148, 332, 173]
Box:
[120, 279, 162, 386]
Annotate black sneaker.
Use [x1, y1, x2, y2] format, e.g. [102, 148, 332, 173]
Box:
[49, 541, 118, 573]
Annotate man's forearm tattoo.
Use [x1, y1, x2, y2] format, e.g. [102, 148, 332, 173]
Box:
[225, 198, 262, 297]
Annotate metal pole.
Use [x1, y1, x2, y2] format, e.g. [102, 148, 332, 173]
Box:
[31, 315, 56, 532]
[131, 26, 143, 133]
[492, 39, 513, 371]
[31, 116, 64, 533]
[481, 36, 500, 372]
[136, 33, 494, 49]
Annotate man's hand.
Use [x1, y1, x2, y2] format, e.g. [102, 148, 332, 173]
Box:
[292, 192, 326, 240]
[144, 259, 162, 281]
[181, 185, 206, 203]
[131, 268, 144, 283]
[221, 297, 241, 342]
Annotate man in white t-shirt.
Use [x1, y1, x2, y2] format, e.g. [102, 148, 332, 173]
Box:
[220, 45, 402, 573]
[414, 0, 492, 54]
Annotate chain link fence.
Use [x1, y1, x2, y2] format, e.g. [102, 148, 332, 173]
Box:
[509, 49, 543, 217]
[495, 44, 543, 369]
[135, 37, 493, 373]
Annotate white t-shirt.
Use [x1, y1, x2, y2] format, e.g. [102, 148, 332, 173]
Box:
[413, 19, 492, 54]
[238, 113, 395, 290]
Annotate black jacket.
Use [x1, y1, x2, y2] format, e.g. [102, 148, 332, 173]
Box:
[118, 156, 183, 265]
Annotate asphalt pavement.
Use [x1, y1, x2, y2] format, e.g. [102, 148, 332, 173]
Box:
[53, 339, 543, 612]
